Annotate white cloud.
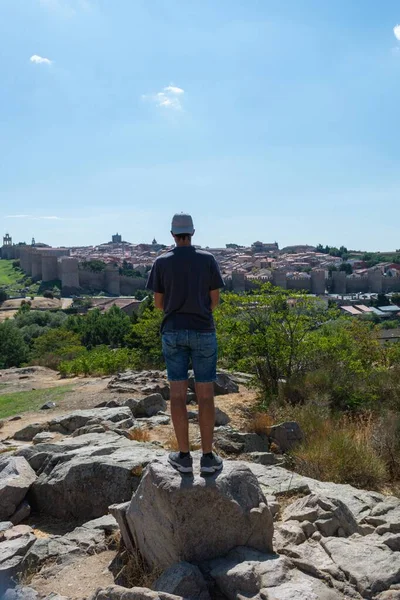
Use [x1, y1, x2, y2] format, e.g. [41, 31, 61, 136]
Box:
[143, 84, 185, 110]
[394, 25, 400, 41]
[30, 55, 53, 65]
[6, 215, 31, 218]
[164, 85, 184, 95]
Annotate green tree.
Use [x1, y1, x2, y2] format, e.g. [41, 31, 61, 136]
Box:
[0, 288, 8, 303]
[216, 285, 335, 398]
[125, 307, 163, 367]
[14, 309, 67, 347]
[32, 329, 84, 370]
[0, 320, 29, 368]
[339, 262, 352, 275]
[80, 260, 106, 272]
[134, 289, 149, 301]
[33, 329, 82, 357]
[66, 306, 131, 349]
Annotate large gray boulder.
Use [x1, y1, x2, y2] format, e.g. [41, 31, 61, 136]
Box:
[124, 394, 167, 418]
[214, 407, 230, 427]
[21, 536, 80, 572]
[247, 463, 388, 521]
[32, 431, 56, 445]
[248, 452, 285, 466]
[268, 421, 303, 452]
[91, 587, 181, 600]
[48, 407, 133, 434]
[362, 497, 400, 534]
[188, 373, 239, 396]
[108, 371, 170, 400]
[214, 373, 239, 395]
[153, 562, 210, 600]
[126, 457, 273, 569]
[207, 546, 344, 600]
[0, 456, 37, 520]
[282, 493, 360, 537]
[13, 422, 48, 442]
[214, 427, 269, 454]
[15, 432, 163, 519]
[321, 535, 400, 598]
[0, 528, 36, 592]
[3, 586, 39, 600]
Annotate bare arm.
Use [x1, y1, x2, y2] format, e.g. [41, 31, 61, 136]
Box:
[210, 289, 220, 311]
[154, 292, 164, 310]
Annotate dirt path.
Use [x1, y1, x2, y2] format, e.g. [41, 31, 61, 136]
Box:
[1, 367, 258, 443]
[29, 551, 116, 600]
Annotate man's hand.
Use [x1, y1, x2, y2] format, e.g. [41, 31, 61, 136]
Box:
[210, 289, 220, 311]
[154, 292, 164, 310]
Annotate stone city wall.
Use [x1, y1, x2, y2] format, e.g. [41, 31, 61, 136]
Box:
[4, 244, 400, 296]
[228, 269, 400, 295]
[0, 245, 146, 296]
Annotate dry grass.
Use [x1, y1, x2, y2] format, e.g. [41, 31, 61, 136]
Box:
[113, 547, 161, 589]
[0, 446, 17, 454]
[255, 401, 395, 491]
[165, 432, 179, 451]
[106, 530, 121, 551]
[164, 432, 201, 452]
[246, 412, 273, 436]
[291, 410, 388, 490]
[128, 428, 151, 443]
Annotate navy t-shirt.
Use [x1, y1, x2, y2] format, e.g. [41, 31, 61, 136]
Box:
[146, 246, 225, 332]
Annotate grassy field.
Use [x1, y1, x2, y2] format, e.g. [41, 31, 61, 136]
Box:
[0, 259, 40, 297]
[0, 385, 74, 419]
[0, 259, 22, 286]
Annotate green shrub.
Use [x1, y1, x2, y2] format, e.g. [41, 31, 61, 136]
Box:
[32, 329, 85, 370]
[0, 320, 29, 368]
[66, 306, 132, 349]
[59, 346, 140, 377]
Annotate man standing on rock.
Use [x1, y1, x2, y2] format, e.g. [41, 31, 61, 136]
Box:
[146, 213, 225, 475]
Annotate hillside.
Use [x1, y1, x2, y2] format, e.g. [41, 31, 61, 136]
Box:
[0, 259, 22, 286]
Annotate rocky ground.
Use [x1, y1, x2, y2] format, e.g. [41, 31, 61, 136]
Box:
[1, 367, 400, 600]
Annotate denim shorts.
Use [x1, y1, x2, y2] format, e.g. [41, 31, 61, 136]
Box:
[161, 330, 217, 383]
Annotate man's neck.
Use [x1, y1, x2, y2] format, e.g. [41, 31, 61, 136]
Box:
[175, 241, 192, 248]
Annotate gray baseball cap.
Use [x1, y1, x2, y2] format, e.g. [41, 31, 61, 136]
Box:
[171, 213, 195, 235]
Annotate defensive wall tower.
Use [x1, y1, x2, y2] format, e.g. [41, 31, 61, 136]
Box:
[368, 269, 383, 294]
[59, 257, 80, 294]
[272, 270, 287, 290]
[311, 270, 326, 295]
[39, 249, 70, 282]
[331, 271, 347, 294]
[20, 246, 33, 275]
[31, 250, 43, 281]
[231, 270, 246, 292]
[41, 255, 59, 282]
[105, 266, 121, 296]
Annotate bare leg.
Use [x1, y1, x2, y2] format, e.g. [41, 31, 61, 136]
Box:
[196, 382, 215, 454]
[169, 380, 189, 453]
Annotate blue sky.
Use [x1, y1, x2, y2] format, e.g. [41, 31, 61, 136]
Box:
[1, 0, 400, 250]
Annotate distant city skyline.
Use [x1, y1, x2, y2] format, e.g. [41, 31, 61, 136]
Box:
[1, 1, 400, 249]
[2, 229, 399, 254]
